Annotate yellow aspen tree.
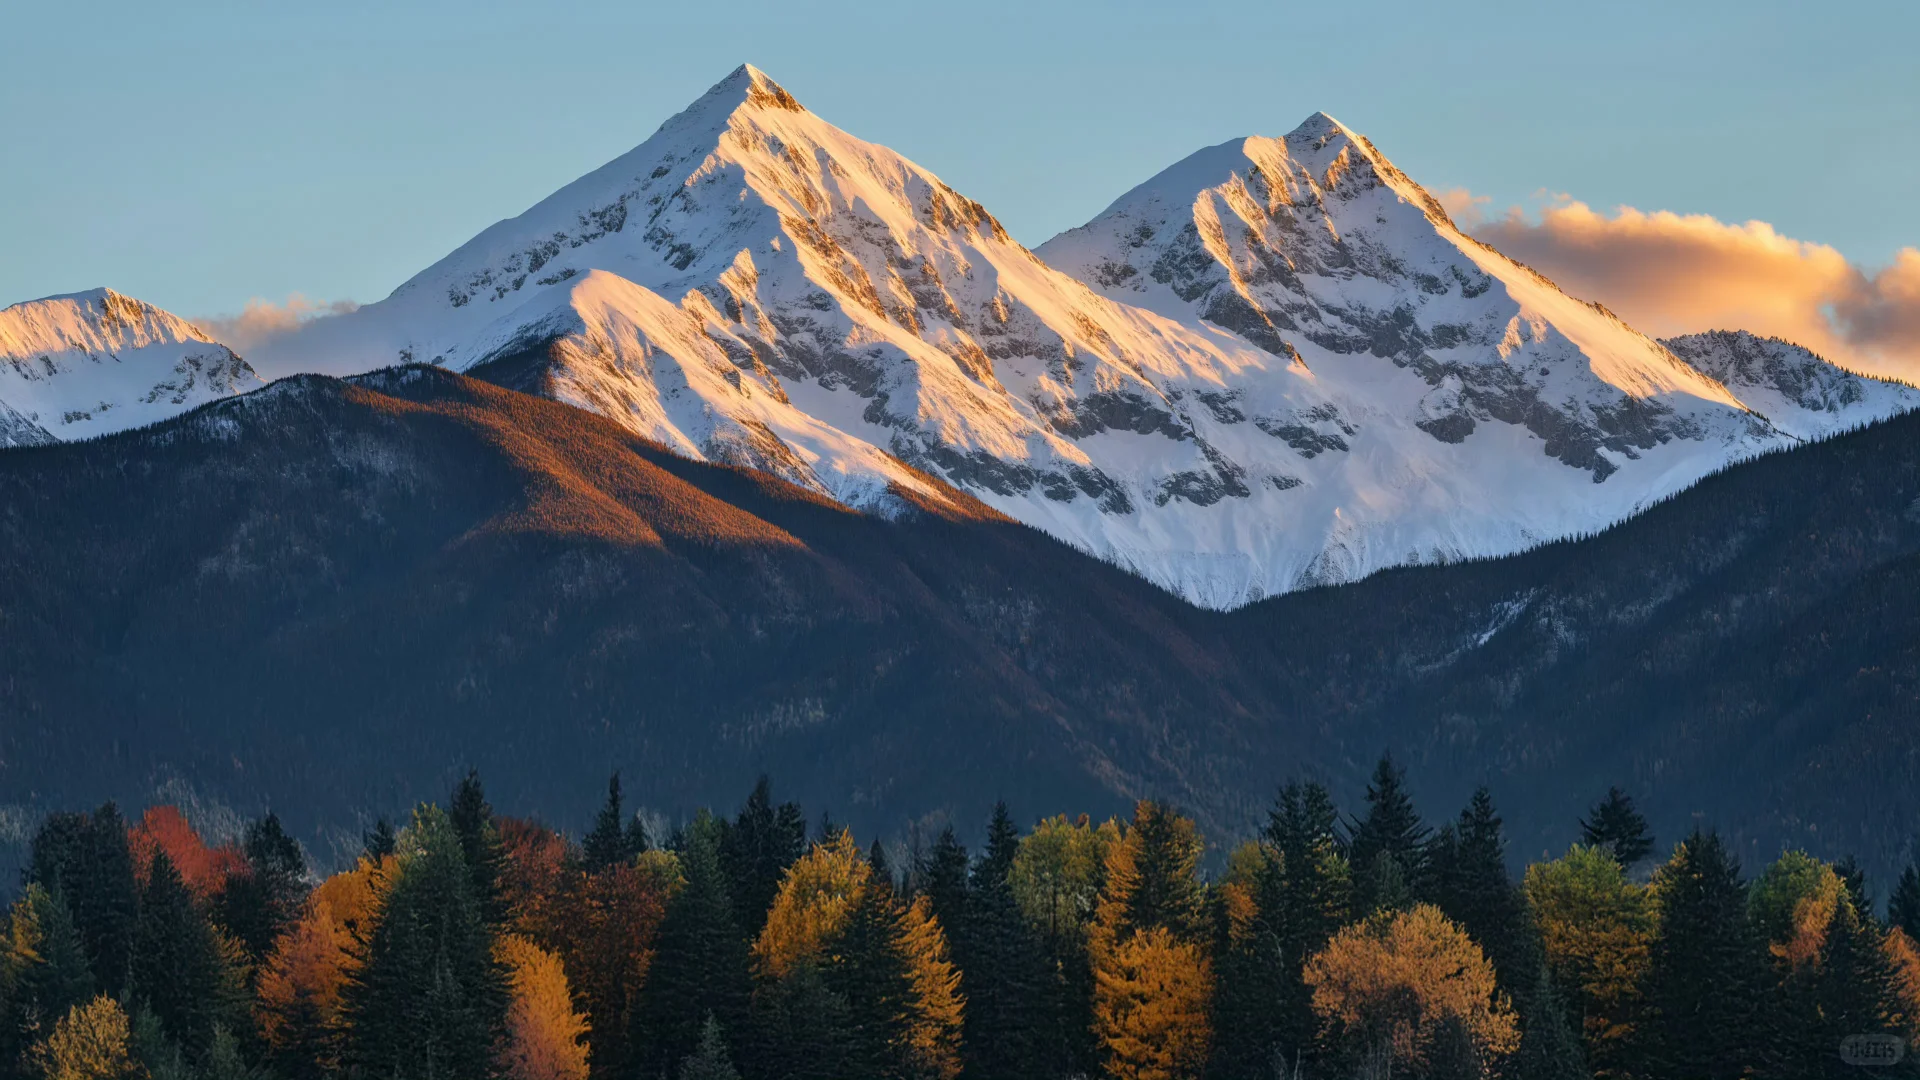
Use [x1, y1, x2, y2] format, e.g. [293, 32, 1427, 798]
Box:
[495, 934, 590, 1080]
[28, 996, 137, 1080]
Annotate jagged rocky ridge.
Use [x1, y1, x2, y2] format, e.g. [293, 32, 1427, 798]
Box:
[0, 288, 258, 446]
[1660, 329, 1919, 439]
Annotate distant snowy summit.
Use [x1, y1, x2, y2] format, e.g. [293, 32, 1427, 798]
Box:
[1660, 329, 1916, 441]
[18, 67, 1920, 606]
[0, 288, 258, 447]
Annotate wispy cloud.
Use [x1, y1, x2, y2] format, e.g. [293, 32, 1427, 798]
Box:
[193, 294, 359, 356]
[1457, 195, 1920, 380]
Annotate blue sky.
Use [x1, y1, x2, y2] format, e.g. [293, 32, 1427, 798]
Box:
[5, 0, 1915, 319]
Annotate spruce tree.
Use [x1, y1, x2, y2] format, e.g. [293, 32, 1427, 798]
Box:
[1429, 789, 1537, 998]
[959, 803, 1045, 1080]
[449, 770, 508, 932]
[1346, 754, 1429, 915]
[827, 870, 918, 1080]
[214, 812, 306, 966]
[918, 827, 969, 939]
[342, 806, 507, 1080]
[718, 776, 807, 939]
[633, 812, 751, 1079]
[677, 1014, 741, 1080]
[1636, 829, 1765, 1080]
[4, 884, 95, 1069]
[1207, 841, 1286, 1080]
[131, 851, 247, 1063]
[362, 817, 396, 861]
[1511, 964, 1591, 1080]
[1808, 891, 1908, 1078]
[582, 773, 638, 872]
[1578, 788, 1653, 869]
[1264, 780, 1351, 1073]
[28, 804, 138, 997]
[1890, 856, 1920, 941]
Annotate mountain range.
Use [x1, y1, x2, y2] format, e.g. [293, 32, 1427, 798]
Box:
[7, 64, 1912, 606]
[2, 363, 1917, 878]
[4, 64, 1919, 875]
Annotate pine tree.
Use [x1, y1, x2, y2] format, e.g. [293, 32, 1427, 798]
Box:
[677, 1015, 740, 1080]
[213, 812, 307, 967]
[918, 827, 969, 939]
[718, 777, 806, 940]
[1429, 789, 1538, 999]
[362, 817, 396, 861]
[632, 812, 751, 1080]
[582, 773, 638, 873]
[450, 770, 509, 932]
[342, 806, 507, 1080]
[827, 869, 919, 1080]
[1346, 754, 1429, 915]
[1808, 891, 1908, 1078]
[5, 884, 96, 1070]
[1578, 789, 1653, 869]
[1207, 841, 1286, 1080]
[130, 851, 247, 1063]
[958, 805, 1045, 1080]
[1264, 780, 1352, 1073]
[28, 805, 138, 998]
[1891, 857, 1920, 941]
[1510, 964, 1591, 1080]
[1636, 829, 1765, 1080]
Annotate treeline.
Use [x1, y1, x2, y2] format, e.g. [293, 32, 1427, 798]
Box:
[5, 760, 1920, 1080]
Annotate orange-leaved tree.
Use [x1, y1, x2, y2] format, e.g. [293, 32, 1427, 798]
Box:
[1088, 801, 1211, 1080]
[1303, 903, 1519, 1076]
[495, 933, 589, 1080]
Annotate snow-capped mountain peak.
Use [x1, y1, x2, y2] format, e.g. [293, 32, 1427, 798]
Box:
[242, 78, 1914, 607]
[0, 288, 258, 446]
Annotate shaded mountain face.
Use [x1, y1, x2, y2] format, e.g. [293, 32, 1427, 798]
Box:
[264, 68, 1916, 607]
[4, 369, 1920, 878]
[0, 288, 258, 446]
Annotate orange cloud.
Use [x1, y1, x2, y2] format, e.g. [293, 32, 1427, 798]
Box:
[194, 294, 358, 356]
[1464, 196, 1920, 380]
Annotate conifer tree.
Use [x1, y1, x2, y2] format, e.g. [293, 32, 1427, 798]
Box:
[633, 812, 751, 1079]
[676, 1015, 740, 1080]
[1207, 840, 1286, 1080]
[1090, 801, 1212, 1080]
[1636, 829, 1765, 1080]
[582, 773, 642, 873]
[1346, 754, 1429, 915]
[4, 884, 96, 1071]
[719, 777, 807, 940]
[918, 827, 970, 939]
[131, 851, 247, 1064]
[214, 812, 307, 967]
[450, 770, 509, 935]
[958, 805, 1045, 1080]
[1578, 789, 1653, 869]
[1809, 891, 1909, 1076]
[1430, 789, 1538, 997]
[342, 806, 507, 1080]
[1263, 780, 1352, 1073]
[1510, 964, 1591, 1080]
[362, 818, 396, 862]
[28, 806, 138, 998]
[1891, 857, 1920, 942]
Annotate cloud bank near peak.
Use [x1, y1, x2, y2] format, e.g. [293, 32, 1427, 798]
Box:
[1436, 190, 1920, 381]
[193, 294, 359, 359]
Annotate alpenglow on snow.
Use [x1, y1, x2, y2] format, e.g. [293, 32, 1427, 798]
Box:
[222, 67, 1920, 605]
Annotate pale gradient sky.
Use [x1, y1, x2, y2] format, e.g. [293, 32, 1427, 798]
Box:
[5, 0, 1915, 321]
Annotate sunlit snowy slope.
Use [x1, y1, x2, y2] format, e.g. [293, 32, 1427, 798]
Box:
[253, 68, 1917, 606]
[0, 289, 258, 448]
